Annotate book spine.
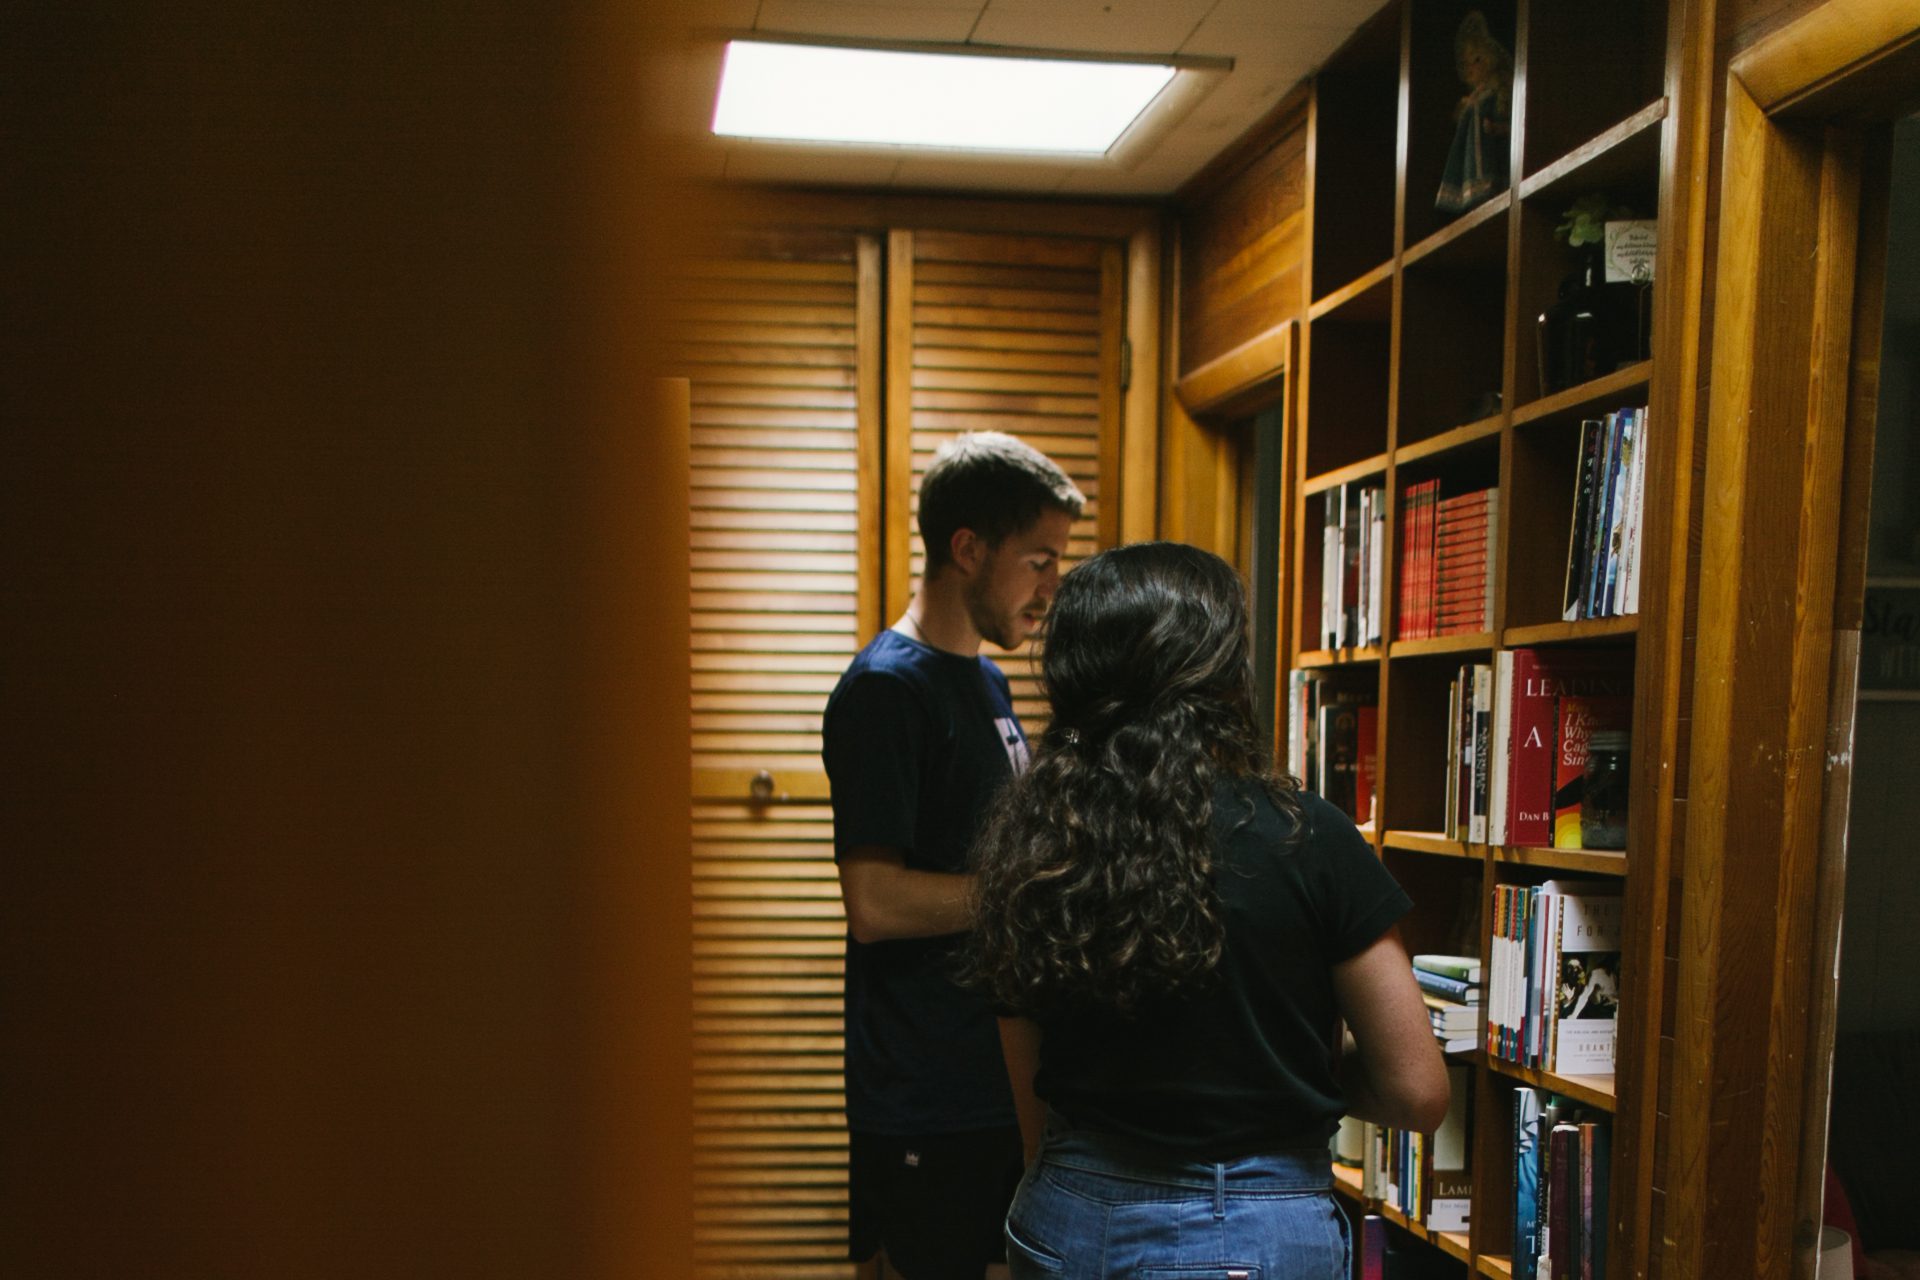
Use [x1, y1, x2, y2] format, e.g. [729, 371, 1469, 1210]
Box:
[1490, 649, 1514, 846]
[1586, 413, 1623, 619]
[1548, 1123, 1578, 1280]
[1624, 408, 1648, 615]
[1470, 664, 1492, 844]
[1370, 487, 1387, 645]
[1579, 1123, 1597, 1280]
[1324, 492, 1341, 649]
[1514, 1087, 1542, 1280]
[1564, 418, 1602, 621]
[1356, 704, 1379, 828]
[1446, 673, 1462, 837]
[1414, 967, 1476, 1003]
[1351, 479, 1367, 644]
[1486, 488, 1501, 630]
[1509, 649, 1552, 846]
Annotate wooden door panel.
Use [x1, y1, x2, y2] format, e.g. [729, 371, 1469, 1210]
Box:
[675, 230, 877, 1279]
[679, 221, 1128, 1279]
[889, 228, 1125, 733]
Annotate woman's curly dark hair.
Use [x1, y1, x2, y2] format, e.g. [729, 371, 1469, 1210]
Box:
[968, 542, 1303, 1018]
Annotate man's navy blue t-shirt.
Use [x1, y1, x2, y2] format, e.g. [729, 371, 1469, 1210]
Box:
[822, 628, 1028, 1135]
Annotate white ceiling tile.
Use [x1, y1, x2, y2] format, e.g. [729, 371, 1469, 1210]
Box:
[968, 0, 1214, 55]
[663, 0, 1380, 197]
[722, 144, 905, 185]
[752, 0, 981, 41]
[1178, 0, 1376, 51]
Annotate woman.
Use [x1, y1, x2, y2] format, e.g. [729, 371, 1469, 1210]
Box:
[969, 543, 1448, 1279]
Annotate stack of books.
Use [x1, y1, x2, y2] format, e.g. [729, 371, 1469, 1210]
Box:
[1513, 1090, 1611, 1280]
[1488, 881, 1622, 1075]
[1285, 671, 1377, 828]
[1397, 481, 1498, 640]
[1413, 953, 1483, 1054]
[1321, 482, 1387, 649]
[1563, 407, 1648, 622]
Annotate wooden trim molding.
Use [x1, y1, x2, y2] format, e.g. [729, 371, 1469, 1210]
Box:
[1663, 2, 1914, 1260]
[1172, 320, 1292, 421]
[712, 185, 1162, 241]
[1732, 0, 1920, 112]
[884, 228, 915, 622]
[1120, 222, 1164, 545]
[855, 234, 884, 640]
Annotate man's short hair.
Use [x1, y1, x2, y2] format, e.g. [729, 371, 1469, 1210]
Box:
[918, 432, 1086, 571]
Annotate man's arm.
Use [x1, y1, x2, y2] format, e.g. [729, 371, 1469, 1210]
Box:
[837, 846, 975, 944]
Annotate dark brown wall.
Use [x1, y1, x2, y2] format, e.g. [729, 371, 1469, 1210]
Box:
[1, 4, 695, 1276]
[1176, 105, 1311, 375]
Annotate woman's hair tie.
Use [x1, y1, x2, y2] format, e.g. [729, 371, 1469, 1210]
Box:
[1062, 728, 1081, 746]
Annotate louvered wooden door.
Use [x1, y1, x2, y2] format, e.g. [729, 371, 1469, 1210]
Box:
[677, 222, 1126, 1280]
[887, 228, 1124, 733]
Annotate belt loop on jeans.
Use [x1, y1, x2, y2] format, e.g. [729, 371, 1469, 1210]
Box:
[1212, 1163, 1226, 1219]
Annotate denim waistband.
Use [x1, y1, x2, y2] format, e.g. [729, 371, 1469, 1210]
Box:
[1037, 1113, 1332, 1194]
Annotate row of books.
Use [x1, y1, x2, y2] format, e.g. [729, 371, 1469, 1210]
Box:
[1398, 481, 1498, 640]
[1562, 407, 1648, 622]
[1321, 483, 1387, 649]
[1443, 649, 1631, 850]
[1284, 672, 1377, 827]
[1488, 881, 1621, 1075]
[1414, 952, 1483, 1055]
[1514, 1090, 1611, 1280]
[1339, 1062, 1474, 1233]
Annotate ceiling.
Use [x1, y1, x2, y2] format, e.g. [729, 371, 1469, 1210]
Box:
[667, 0, 1380, 198]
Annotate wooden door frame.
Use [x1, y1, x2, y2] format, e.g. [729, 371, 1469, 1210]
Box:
[1663, 7, 1917, 1280]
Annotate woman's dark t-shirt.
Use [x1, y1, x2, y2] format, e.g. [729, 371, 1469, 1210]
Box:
[1032, 782, 1411, 1159]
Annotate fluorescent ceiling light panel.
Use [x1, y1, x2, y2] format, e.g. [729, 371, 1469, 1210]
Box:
[713, 40, 1177, 154]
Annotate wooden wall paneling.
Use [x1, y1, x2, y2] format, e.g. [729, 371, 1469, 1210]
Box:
[675, 233, 869, 1279]
[1173, 102, 1309, 377]
[1666, 76, 1853, 1280]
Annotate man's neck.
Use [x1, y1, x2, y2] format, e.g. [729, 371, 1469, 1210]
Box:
[894, 578, 979, 657]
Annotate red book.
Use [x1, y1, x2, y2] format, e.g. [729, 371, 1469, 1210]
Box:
[1399, 481, 1439, 640]
[1580, 1123, 1598, 1280]
[1548, 1123, 1578, 1280]
[1438, 489, 1492, 513]
[1355, 704, 1379, 828]
[1435, 575, 1488, 599]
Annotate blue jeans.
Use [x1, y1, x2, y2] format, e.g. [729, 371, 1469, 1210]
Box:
[1004, 1119, 1351, 1279]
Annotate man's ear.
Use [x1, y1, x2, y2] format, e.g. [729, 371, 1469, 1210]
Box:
[949, 527, 988, 576]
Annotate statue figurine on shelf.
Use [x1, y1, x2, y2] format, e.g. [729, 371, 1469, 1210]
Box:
[1435, 10, 1512, 215]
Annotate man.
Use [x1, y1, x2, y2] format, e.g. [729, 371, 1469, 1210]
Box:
[822, 431, 1085, 1280]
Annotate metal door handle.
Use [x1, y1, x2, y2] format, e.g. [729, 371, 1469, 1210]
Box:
[749, 770, 776, 801]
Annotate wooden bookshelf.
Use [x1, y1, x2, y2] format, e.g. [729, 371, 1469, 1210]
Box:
[1286, 2, 1681, 1276]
